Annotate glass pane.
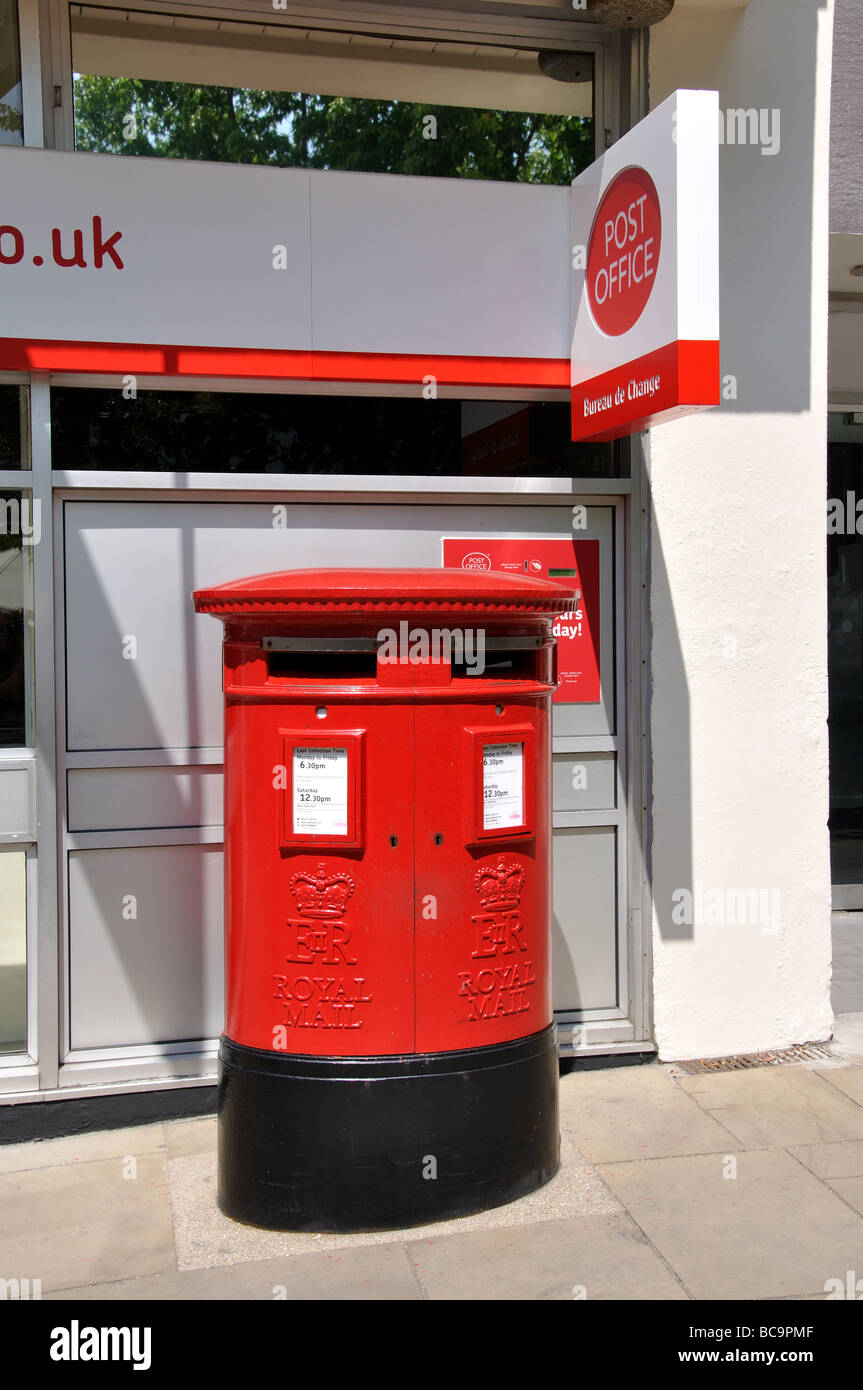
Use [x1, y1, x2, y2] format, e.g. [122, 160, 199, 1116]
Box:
[74, 80, 594, 185]
[0, 489, 34, 746]
[50, 390, 616, 478]
[828, 415, 863, 886]
[0, 384, 25, 469]
[0, 850, 26, 1054]
[71, 16, 595, 186]
[0, 0, 23, 147]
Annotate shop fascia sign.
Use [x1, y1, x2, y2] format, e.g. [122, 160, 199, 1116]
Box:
[571, 88, 720, 442]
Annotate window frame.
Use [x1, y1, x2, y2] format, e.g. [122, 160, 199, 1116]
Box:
[41, 0, 625, 158]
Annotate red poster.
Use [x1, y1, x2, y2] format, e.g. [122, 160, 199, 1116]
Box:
[442, 538, 600, 704]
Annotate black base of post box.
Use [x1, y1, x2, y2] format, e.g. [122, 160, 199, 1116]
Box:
[217, 1025, 560, 1232]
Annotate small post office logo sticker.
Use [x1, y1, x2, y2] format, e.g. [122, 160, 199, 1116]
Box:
[585, 166, 662, 337]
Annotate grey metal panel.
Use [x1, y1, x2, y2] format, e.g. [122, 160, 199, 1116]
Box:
[0, 850, 27, 1052]
[63, 500, 615, 751]
[68, 828, 223, 850]
[0, 767, 34, 840]
[833, 884, 863, 910]
[553, 811, 617, 829]
[68, 766, 223, 832]
[551, 826, 618, 1014]
[32, 380, 60, 1083]
[58, 1055, 218, 1088]
[66, 748, 224, 768]
[53, 471, 629, 495]
[67, 845, 224, 1050]
[552, 753, 615, 812]
[553, 736, 617, 754]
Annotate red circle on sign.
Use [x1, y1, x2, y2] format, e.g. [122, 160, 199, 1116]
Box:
[586, 166, 662, 337]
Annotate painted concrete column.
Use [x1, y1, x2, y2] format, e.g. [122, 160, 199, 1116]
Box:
[646, 0, 833, 1057]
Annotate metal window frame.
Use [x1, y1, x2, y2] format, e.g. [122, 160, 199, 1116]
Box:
[0, 378, 41, 1083]
[0, 843, 37, 1081]
[49, 469, 648, 1084]
[38, 0, 623, 155]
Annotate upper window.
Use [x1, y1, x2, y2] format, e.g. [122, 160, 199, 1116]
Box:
[0, 385, 25, 469]
[0, 0, 23, 146]
[71, 7, 595, 185]
[0, 488, 34, 748]
[50, 389, 619, 478]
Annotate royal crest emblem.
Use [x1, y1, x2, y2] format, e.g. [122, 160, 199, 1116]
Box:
[290, 862, 355, 918]
[474, 858, 525, 912]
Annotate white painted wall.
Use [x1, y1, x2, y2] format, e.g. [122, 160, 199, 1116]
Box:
[646, 0, 834, 1058]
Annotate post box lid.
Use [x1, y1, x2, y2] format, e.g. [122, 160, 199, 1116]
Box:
[193, 567, 578, 615]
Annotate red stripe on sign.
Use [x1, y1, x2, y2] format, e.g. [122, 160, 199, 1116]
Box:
[571, 339, 720, 443]
[0, 337, 571, 389]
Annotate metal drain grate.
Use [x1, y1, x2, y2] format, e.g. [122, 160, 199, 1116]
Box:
[673, 1042, 836, 1075]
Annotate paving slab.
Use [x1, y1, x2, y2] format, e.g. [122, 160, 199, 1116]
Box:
[0, 1123, 165, 1175]
[824, 1177, 863, 1219]
[164, 1116, 217, 1159]
[814, 1067, 863, 1107]
[674, 1066, 863, 1147]
[597, 1148, 863, 1300]
[404, 1214, 688, 1300]
[0, 1152, 175, 1293]
[47, 1244, 422, 1301]
[559, 1063, 737, 1162]
[167, 1128, 620, 1270]
[832, 1013, 863, 1061]
[789, 1139, 863, 1180]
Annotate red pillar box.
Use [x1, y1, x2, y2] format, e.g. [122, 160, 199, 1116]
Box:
[193, 567, 577, 1232]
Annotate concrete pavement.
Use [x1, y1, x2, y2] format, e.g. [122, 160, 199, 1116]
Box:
[2, 1016, 863, 1301]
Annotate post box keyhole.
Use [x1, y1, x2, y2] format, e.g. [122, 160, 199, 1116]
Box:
[389, 835, 398, 848]
[434, 833, 444, 846]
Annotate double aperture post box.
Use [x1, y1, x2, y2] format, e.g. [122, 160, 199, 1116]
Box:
[193, 567, 578, 1232]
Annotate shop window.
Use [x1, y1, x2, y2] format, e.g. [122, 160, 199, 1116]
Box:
[0, 384, 26, 468]
[0, 490, 34, 747]
[0, 849, 26, 1055]
[0, 0, 23, 146]
[50, 390, 619, 478]
[71, 8, 594, 185]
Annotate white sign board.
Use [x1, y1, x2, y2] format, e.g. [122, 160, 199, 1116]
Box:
[483, 743, 524, 831]
[571, 88, 720, 442]
[0, 146, 570, 377]
[293, 747, 348, 836]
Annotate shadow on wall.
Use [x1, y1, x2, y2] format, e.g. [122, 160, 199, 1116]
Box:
[646, 489, 692, 944]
